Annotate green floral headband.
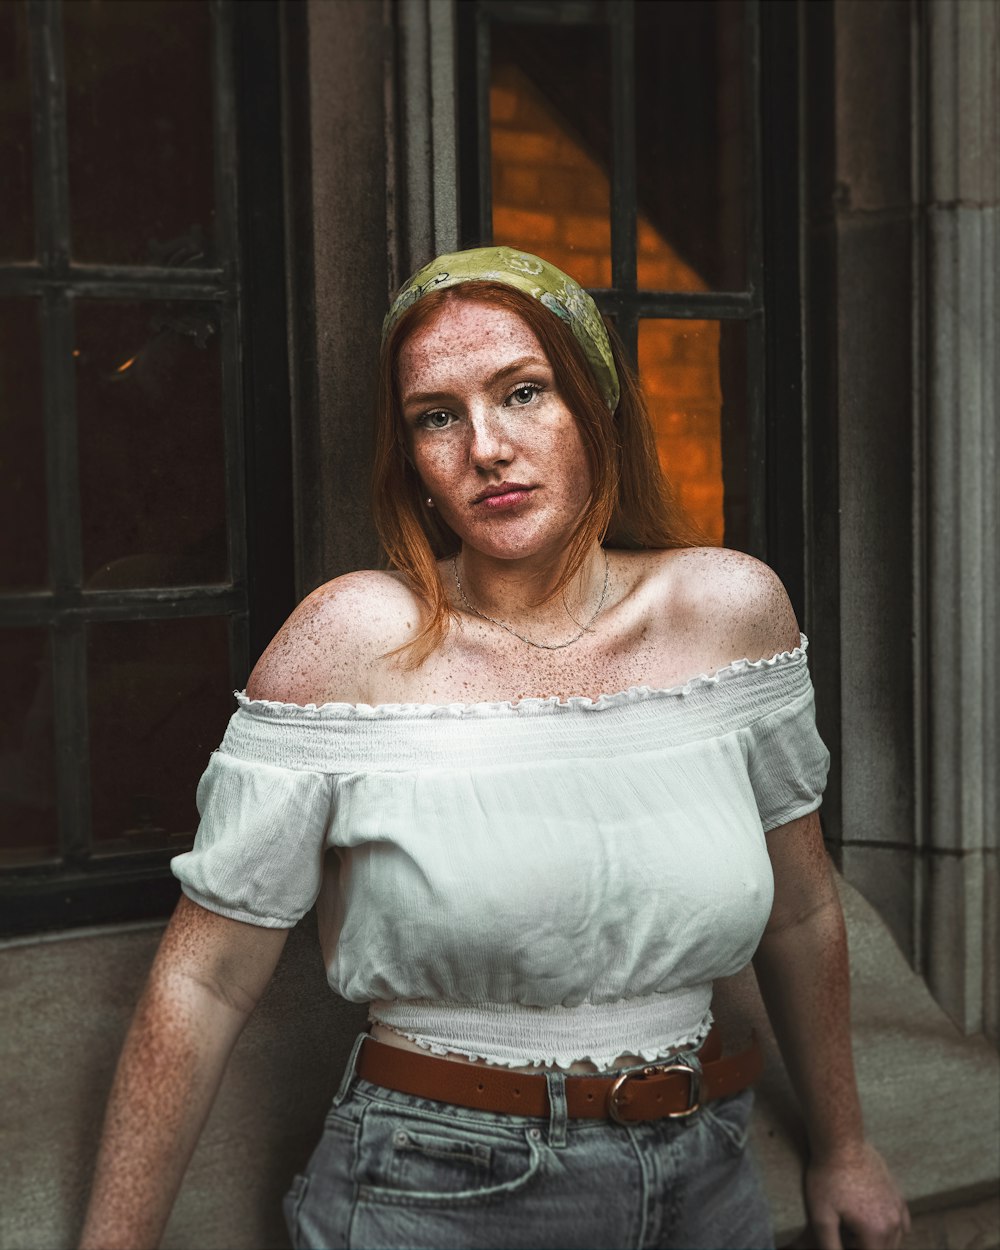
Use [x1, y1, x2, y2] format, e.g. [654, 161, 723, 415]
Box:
[382, 246, 620, 412]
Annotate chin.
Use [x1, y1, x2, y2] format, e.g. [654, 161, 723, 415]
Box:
[461, 528, 569, 564]
[448, 503, 584, 561]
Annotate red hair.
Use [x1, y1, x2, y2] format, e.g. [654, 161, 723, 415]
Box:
[372, 281, 702, 667]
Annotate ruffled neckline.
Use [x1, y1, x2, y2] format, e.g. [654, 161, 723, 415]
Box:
[235, 633, 809, 720]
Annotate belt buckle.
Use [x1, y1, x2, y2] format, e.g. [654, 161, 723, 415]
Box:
[607, 1061, 702, 1125]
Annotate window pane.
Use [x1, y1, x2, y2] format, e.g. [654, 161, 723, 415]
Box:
[75, 301, 227, 588]
[0, 1, 34, 261]
[0, 630, 57, 866]
[490, 24, 611, 288]
[0, 299, 47, 589]
[638, 319, 747, 549]
[87, 617, 231, 853]
[635, 0, 747, 291]
[63, 0, 215, 266]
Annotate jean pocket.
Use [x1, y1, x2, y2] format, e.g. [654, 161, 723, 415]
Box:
[698, 1089, 754, 1158]
[356, 1108, 546, 1209]
[282, 1173, 310, 1248]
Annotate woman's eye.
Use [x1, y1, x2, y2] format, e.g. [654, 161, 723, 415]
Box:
[419, 410, 454, 430]
[507, 383, 541, 406]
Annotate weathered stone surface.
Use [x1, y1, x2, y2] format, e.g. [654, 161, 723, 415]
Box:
[902, 1195, 1000, 1250]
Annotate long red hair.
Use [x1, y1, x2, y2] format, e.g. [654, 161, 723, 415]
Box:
[372, 281, 702, 667]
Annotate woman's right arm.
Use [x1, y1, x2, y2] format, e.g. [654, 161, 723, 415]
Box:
[79, 895, 289, 1250]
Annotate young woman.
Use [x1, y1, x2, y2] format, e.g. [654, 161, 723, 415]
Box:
[81, 247, 908, 1250]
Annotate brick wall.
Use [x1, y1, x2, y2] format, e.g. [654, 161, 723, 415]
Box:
[490, 63, 724, 546]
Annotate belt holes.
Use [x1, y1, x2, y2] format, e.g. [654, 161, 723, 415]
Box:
[477, 1082, 484, 1091]
[586, 1093, 594, 1102]
[514, 1088, 521, 1097]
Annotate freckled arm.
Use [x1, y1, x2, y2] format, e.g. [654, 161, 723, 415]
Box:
[79, 895, 289, 1250]
[752, 810, 908, 1250]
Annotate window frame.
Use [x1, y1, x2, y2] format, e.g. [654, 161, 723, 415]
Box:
[0, 0, 294, 935]
[456, 0, 806, 608]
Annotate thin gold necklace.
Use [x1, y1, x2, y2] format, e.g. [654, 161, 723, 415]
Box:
[451, 548, 610, 650]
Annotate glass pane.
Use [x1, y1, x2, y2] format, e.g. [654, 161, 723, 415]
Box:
[88, 617, 232, 852]
[0, 299, 47, 588]
[491, 24, 611, 287]
[635, 0, 748, 291]
[75, 301, 227, 588]
[0, 630, 58, 866]
[64, 0, 215, 266]
[638, 319, 747, 549]
[0, 1, 35, 260]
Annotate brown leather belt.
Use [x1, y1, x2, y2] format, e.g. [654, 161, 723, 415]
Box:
[355, 1028, 762, 1124]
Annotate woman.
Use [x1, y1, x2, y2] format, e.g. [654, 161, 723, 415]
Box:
[81, 247, 908, 1250]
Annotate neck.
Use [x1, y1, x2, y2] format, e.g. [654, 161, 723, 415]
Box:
[454, 542, 607, 632]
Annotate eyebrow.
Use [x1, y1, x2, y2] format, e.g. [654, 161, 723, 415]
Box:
[401, 355, 550, 411]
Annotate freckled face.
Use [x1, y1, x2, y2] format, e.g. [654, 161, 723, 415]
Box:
[397, 300, 593, 562]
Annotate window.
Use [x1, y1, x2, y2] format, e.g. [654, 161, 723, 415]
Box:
[457, 0, 803, 586]
[0, 1, 293, 934]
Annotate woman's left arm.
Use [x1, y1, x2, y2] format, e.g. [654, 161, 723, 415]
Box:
[753, 809, 910, 1250]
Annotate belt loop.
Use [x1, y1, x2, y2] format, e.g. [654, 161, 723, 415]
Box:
[681, 1044, 704, 1078]
[544, 1068, 568, 1149]
[332, 1030, 369, 1108]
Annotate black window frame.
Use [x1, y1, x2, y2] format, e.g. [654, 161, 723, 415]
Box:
[456, 0, 806, 610]
[0, 0, 294, 936]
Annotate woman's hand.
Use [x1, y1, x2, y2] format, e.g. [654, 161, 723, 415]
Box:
[805, 1139, 910, 1249]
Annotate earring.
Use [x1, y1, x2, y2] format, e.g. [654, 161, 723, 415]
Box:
[425, 496, 434, 508]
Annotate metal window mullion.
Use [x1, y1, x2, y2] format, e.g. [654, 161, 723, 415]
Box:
[29, 0, 69, 270]
[609, 2, 637, 364]
[211, 2, 247, 681]
[745, 0, 766, 561]
[745, 0, 764, 303]
[211, 1, 238, 286]
[219, 299, 246, 616]
[42, 292, 82, 592]
[591, 290, 760, 320]
[41, 287, 89, 866]
[476, 9, 493, 243]
[32, 0, 81, 592]
[52, 622, 92, 864]
[30, 0, 89, 867]
[0, 586, 244, 628]
[745, 311, 767, 560]
[0, 267, 227, 300]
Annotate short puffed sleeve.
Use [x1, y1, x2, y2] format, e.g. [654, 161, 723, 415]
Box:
[171, 713, 336, 927]
[742, 648, 831, 832]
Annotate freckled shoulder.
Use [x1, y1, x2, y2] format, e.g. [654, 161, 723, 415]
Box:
[245, 570, 424, 705]
[645, 546, 801, 665]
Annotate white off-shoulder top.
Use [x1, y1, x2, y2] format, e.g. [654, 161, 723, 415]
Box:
[171, 635, 829, 1070]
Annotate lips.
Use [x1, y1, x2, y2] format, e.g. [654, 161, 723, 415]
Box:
[472, 482, 535, 512]
[472, 482, 534, 505]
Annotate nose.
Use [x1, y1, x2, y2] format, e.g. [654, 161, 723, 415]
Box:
[467, 407, 513, 468]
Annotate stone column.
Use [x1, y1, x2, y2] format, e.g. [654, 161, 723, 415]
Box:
[391, 0, 460, 284]
[925, 0, 999, 1042]
[282, 0, 392, 593]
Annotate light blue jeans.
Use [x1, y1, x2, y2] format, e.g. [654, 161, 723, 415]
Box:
[284, 1031, 774, 1250]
